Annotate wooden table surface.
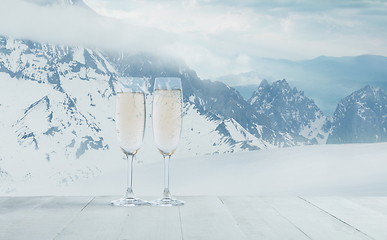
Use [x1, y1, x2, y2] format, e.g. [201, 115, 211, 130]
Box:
[1, 196, 387, 240]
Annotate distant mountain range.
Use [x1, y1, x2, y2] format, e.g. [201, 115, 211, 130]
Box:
[214, 55, 387, 116]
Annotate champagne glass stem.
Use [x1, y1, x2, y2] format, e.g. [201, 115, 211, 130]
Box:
[111, 153, 148, 206]
[125, 155, 135, 199]
[163, 155, 171, 198]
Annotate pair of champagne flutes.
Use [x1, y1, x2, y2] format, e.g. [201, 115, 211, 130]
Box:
[111, 77, 184, 207]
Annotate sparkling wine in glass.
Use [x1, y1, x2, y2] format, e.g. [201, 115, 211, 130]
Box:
[111, 77, 148, 206]
[150, 77, 184, 206]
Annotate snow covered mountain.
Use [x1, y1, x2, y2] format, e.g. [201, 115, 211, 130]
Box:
[0, 36, 279, 193]
[249, 79, 330, 144]
[327, 85, 387, 144]
[0, 35, 120, 192]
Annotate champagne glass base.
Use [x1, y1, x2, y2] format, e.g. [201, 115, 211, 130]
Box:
[110, 197, 149, 207]
[150, 197, 185, 207]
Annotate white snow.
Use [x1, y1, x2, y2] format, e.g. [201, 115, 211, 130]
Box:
[2, 142, 387, 197]
[72, 47, 85, 64]
[224, 119, 246, 142]
[299, 111, 330, 144]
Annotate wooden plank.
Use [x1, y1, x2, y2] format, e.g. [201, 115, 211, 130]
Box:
[179, 196, 247, 240]
[0, 197, 11, 205]
[54, 196, 131, 240]
[0, 196, 92, 240]
[0, 196, 53, 240]
[302, 196, 387, 240]
[55, 196, 182, 240]
[118, 202, 182, 240]
[263, 196, 372, 240]
[220, 196, 310, 240]
[0, 196, 53, 214]
[3, 196, 387, 240]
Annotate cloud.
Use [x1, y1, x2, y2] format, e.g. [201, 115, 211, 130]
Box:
[0, 0, 174, 53]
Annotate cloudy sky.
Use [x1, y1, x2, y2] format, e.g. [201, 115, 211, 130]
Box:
[1, 0, 387, 79]
[83, 0, 387, 79]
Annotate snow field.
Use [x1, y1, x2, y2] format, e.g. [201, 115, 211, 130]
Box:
[4, 142, 386, 197]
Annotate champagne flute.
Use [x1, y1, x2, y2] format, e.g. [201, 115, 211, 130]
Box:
[150, 77, 184, 206]
[111, 77, 148, 206]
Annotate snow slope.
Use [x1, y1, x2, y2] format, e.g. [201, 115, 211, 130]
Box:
[3, 142, 387, 197]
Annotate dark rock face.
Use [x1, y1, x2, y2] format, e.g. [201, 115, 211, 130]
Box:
[249, 79, 324, 135]
[327, 85, 387, 144]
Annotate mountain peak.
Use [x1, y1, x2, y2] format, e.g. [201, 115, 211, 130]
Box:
[259, 79, 269, 88]
[352, 84, 386, 100]
[270, 79, 291, 91]
[249, 78, 324, 136]
[360, 84, 373, 92]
